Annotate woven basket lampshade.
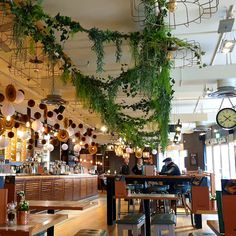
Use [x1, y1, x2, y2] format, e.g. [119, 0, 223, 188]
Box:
[57, 129, 69, 142]
[88, 145, 97, 155]
[5, 84, 16, 102]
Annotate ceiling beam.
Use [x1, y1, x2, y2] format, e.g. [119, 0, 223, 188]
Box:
[170, 113, 208, 123]
[171, 64, 236, 82]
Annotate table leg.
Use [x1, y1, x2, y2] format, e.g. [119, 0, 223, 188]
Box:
[143, 199, 151, 236]
[107, 177, 116, 225]
[47, 209, 55, 236]
[194, 214, 202, 229]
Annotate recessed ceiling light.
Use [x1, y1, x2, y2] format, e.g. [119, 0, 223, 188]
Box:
[222, 48, 231, 53]
[220, 40, 236, 54]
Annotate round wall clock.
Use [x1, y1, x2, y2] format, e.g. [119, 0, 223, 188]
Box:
[216, 108, 236, 129]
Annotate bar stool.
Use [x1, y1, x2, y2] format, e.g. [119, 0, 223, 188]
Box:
[116, 213, 146, 236]
[75, 229, 106, 236]
[151, 213, 176, 236]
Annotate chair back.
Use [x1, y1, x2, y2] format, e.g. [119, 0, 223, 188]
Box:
[115, 176, 127, 198]
[191, 186, 210, 212]
[221, 179, 236, 235]
[0, 189, 8, 224]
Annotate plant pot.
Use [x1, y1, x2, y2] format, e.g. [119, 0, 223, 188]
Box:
[17, 211, 29, 225]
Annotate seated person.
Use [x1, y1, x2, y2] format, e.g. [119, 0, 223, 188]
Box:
[132, 158, 143, 175]
[119, 157, 130, 175]
[159, 157, 181, 176]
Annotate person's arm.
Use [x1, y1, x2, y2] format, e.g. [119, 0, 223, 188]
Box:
[159, 165, 167, 175]
[161, 166, 176, 175]
[132, 165, 137, 175]
[120, 165, 129, 175]
[119, 165, 124, 174]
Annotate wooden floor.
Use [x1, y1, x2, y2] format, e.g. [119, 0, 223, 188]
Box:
[54, 193, 217, 236]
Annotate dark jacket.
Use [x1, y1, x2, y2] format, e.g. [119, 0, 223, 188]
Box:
[120, 164, 130, 175]
[132, 164, 143, 175]
[160, 162, 181, 176]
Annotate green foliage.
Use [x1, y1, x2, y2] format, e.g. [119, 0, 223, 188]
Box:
[7, 0, 204, 150]
[17, 191, 25, 198]
[18, 200, 29, 211]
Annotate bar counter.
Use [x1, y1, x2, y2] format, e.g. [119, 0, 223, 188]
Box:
[5, 174, 98, 202]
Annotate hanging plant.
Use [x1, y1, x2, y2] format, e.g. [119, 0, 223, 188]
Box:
[6, 0, 204, 150]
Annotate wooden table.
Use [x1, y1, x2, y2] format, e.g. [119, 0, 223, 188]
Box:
[207, 220, 224, 236]
[116, 193, 178, 236]
[29, 200, 93, 212]
[0, 214, 67, 236]
[106, 175, 193, 226]
[29, 200, 96, 235]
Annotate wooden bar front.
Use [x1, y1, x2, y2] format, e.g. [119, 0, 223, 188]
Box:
[5, 174, 98, 202]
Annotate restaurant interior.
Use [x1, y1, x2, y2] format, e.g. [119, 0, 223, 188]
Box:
[0, 0, 235, 235]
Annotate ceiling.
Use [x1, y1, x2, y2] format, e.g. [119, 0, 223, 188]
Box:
[0, 0, 236, 144]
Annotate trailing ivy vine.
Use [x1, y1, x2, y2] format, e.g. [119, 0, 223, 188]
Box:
[5, 0, 204, 150]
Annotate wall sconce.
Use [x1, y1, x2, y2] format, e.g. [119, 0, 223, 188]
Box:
[173, 119, 182, 144]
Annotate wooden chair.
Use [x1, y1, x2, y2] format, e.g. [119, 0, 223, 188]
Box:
[115, 180, 135, 218]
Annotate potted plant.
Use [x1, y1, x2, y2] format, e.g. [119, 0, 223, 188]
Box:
[17, 200, 29, 225]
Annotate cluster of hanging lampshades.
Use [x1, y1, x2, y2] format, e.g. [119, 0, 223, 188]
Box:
[0, 84, 98, 155]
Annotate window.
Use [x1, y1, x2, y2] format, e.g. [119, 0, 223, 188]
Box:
[158, 149, 187, 173]
[221, 144, 230, 179]
[229, 142, 236, 178]
[205, 139, 236, 191]
[213, 145, 222, 190]
[206, 145, 213, 172]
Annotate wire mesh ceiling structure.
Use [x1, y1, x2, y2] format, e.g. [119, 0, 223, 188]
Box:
[167, 40, 203, 68]
[130, 0, 219, 28]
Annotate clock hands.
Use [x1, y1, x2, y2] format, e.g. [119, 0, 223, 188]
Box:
[223, 115, 231, 122]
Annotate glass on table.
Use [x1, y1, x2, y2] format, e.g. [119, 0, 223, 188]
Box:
[7, 202, 17, 226]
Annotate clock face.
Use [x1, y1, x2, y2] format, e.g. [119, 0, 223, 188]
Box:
[216, 108, 236, 129]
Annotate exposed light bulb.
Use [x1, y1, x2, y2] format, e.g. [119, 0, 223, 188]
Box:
[176, 126, 181, 132]
[100, 125, 108, 132]
[26, 121, 30, 128]
[6, 116, 11, 121]
[199, 132, 206, 136]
